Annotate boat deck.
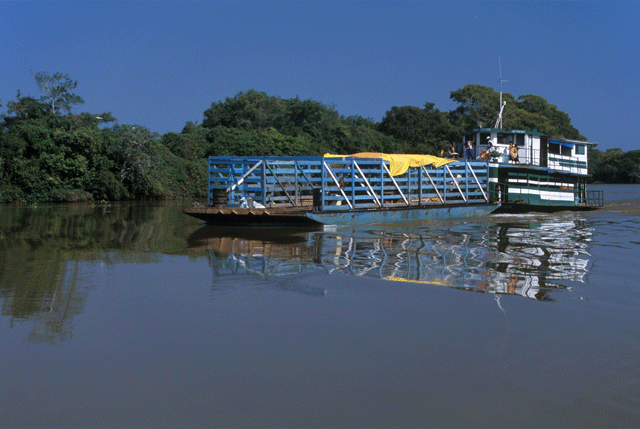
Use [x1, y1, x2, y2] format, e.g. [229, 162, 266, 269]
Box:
[184, 155, 499, 225]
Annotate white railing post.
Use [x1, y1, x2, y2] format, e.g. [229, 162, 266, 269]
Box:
[353, 161, 382, 207]
[323, 161, 354, 209]
[467, 163, 488, 201]
[382, 163, 409, 205]
[445, 165, 467, 203]
[421, 166, 444, 204]
[226, 160, 263, 193]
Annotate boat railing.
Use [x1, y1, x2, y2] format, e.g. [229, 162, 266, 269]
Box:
[585, 190, 604, 207]
[481, 145, 588, 175]
[208, 156, 491, 210]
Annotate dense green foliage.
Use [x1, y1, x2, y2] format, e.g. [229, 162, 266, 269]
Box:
[201, 89, 398, 156]
[588, 148, 640, 183]
[0, 73, 207, 203]
[378, 103, 458, 154]
[449, 84, 585, 140]
[0, 74, 631, 203]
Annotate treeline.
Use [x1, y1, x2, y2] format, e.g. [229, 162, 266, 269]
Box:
[589, 148, 640, 183]
[0, 72, 622, 204]
[0, 73, 207, 203]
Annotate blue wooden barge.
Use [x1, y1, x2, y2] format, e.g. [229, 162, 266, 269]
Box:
[182, 154, 500, 225]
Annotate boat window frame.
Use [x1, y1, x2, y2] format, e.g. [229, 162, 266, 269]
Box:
[480, 132, 491, 146]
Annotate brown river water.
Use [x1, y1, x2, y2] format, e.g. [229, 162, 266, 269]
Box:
[1, 184, 639, 428]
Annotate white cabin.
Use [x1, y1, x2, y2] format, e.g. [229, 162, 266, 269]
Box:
[464, 128, 596, 176]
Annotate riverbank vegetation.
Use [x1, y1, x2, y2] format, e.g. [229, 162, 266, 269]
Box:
[0, 72, 633, 203]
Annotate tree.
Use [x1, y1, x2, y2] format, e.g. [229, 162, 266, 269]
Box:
[379, 103, 457, 154]
[202, 91, 347, 155]
[589, 148, 640, 183]
[162, 122, 210, 161]
[203, 90, 288, 130]
[104, 125, 164, 197]
[33, 71, 84, 114]
[449, 85, 586, 141]
[0, 72, 212, 202]
[4, 93, 51, 127]
[449, 84, 515, 131]
[515, 94, 584, 140]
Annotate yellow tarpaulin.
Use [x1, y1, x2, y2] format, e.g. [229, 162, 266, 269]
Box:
[324, 152, 454, 176]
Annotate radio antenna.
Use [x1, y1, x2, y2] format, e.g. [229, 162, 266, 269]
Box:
[495, 57, 508, 129]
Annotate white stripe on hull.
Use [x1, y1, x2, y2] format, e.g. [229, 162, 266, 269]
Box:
[507, 178, 573, 188]
[509, 188, 575, 201]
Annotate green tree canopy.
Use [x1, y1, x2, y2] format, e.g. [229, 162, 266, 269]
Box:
[201, 90, 395, 156]
[449, 84, 585, 140]
[514, 94, 584, 140]
[0, 72, 206, 202]
[378, 103, 457, 154]
[202, 89, 341, 135]
[33, 71, 85, 114]
[588, 148, 640, 183]
[450, 84, 516, 131]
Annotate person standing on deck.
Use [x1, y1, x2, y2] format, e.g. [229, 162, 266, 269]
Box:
[466, 140, 475, 160]
[508, 141, 520, 164]
[448, 142, 459, 159]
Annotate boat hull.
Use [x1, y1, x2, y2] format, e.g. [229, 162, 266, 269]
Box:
[183, 206, 318, 226]
[488, 163, 602, 213]
[494, 202, 599, 213]
[184, 203, 501, 226]
[305, 203, 500, 225]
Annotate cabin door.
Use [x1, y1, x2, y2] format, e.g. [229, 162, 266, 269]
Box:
[540, 138, 548, 168]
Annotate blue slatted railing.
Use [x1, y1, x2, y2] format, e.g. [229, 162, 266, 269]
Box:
[208, 156, 490, 210]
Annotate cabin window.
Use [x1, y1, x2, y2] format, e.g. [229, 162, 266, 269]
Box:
[550, 143, 573, 156]
[500, 134, 524, 146]
[549, 141, 573, 156]
[576, 144, 585, 155]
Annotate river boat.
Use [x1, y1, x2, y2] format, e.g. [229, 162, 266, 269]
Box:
[183, 154, 500, 226]
[463, 84, 603, 212]
[468, 129, 604, 212]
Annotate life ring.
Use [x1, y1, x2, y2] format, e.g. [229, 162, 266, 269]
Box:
[509, 146, 518, 158]
[479, 150, 490, 161]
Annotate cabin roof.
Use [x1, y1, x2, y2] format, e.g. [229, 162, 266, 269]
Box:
[549, 136, 598, 146]
[472, 127, 546, 136]
[471, 128, 597, 146]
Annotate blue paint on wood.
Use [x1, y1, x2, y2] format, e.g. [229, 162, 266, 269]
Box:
[196, 155, 500, 224]
[306, 204, 500, 225]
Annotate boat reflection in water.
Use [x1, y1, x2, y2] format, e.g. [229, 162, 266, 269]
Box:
[187, 215, 592, 301]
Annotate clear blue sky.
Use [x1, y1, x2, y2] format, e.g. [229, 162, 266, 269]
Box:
[1, 1, 638, 151]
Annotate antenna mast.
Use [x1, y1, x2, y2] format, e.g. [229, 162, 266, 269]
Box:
[495, 57, 508, 129]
